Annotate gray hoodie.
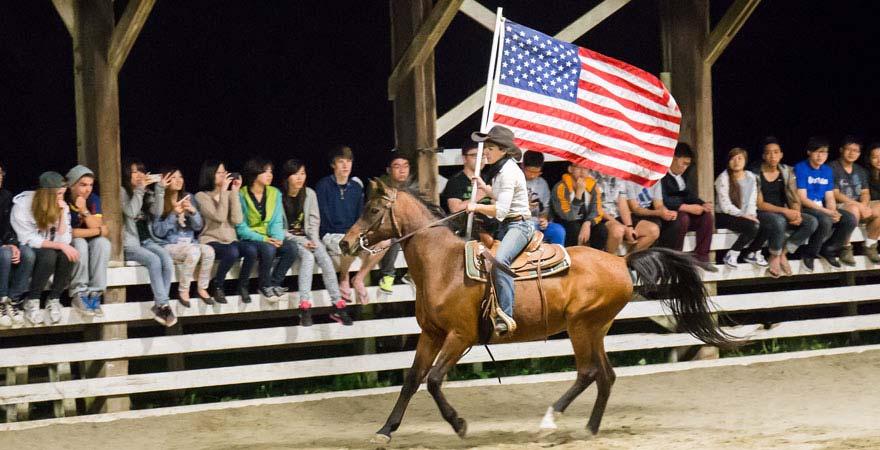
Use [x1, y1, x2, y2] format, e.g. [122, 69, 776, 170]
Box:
[11, 191, 72, 247]
[121, 184, 165, 248]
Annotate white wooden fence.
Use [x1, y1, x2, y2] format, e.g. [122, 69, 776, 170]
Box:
[0, 151, 877, 422]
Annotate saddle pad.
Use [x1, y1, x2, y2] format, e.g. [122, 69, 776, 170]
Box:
[464, 240, 571, 283]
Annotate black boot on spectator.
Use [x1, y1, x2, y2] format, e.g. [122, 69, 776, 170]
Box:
[238, 285, 252, 304]
[329, 299, 353, 326]
[209, 286, 223, 305]
[802, 256, 815, 272]
[820, 250, 841, 268]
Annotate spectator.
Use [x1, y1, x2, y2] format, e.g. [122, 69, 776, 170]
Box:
[65, 165, 111, 316]
[626, 178, 680, 251]
[467, 125, 533, 335]
[281, 159, 349, 326]
[794, 137, 857, 269]
[195, 160, 247, 304]
[121, 159, 177, 327]
[866, 142, 880, 262]
[236, 157, 299, 302]
[0, 162, 32, 328]
[315, 145, 370, 319]
[747, 137, 819, 276]
[441, 139, 493, 241]
[363, 153, 418, 299]
[521, 151, 565, 245]
[662, 143, 717, 270]
[714, 148, 762, 268]
[596, 172, 659, 253]
[830, 136, 877, 265]
[152, 167, 216, 307]
[11, 172, 77, 325]
[552, 162, 607, 249]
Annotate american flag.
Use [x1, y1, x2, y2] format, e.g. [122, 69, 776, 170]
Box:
[490, 20, 680, 186]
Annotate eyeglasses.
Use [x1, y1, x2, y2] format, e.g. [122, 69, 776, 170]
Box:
[464, 153, 479, 158]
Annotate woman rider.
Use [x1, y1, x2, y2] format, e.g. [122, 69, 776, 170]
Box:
[467, 125, 533, 335]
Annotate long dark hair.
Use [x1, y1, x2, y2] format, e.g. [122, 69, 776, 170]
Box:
[158, 166, 183, 218]
[280, 159, 307, 215]
[198, 159, 225, 192]
[726, 147, 748, 209]
[866, 142, 880, 185]
[121, 157, 146, 196]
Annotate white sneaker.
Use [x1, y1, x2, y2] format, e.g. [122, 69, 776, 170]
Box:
[9, 301, 24, 328]
[744, 252, 769, 267]
[723, 250, 740, 268]
[24, 299, 43, 325]
[0, 298, 12, 328]
[45, 298, 63, 324]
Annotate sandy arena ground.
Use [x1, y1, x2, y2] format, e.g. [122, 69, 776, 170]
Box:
[2, 350, 878, 450]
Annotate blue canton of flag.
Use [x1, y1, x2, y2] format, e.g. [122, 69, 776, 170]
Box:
[498, 21, 581, 104]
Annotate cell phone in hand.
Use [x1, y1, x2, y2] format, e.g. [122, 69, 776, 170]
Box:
[146, 173, 162, 184]
[227, 172, 241, 190]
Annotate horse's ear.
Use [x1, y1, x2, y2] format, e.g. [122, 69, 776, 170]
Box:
[369, 178, 382, 195]
[374, 177, 389, 192]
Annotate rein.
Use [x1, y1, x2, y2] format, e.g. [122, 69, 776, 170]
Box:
[357, 193, 467, 255]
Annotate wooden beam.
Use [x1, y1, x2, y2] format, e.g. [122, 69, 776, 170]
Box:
[108, 0, 156, 72]
[436, 0, 631, 137]
[459, 0, 494, 31]
[705, 0, 762, 66]
[555, 0, 632, 42]
[660, 0, 714, 201]
[51, 0, 75, 37]
[388, 0, 463, 100]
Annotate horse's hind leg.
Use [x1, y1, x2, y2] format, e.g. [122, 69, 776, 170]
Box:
[587, 342, 615, 435]
[426, 332, 471, 438]
[540, 323, 599, 431]
[373, 333, 441, 443]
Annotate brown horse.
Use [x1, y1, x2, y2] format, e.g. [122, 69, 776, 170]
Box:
[339, 180, 733, 445]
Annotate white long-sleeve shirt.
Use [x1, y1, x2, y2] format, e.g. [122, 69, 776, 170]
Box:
[714, 171, 758, 217]
[492, 159, 532, 221]
[11, 191, 72, 248]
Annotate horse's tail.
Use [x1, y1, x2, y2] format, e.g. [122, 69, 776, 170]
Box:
[625, 247, 737, 348]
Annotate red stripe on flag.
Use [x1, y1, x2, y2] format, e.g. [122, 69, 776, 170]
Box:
[580, 62, 669, 109]
[513, 138, 656, 186]
[579, 80, 682, 125]
[574, 98, 679, 139]
[493, 113, 671, 175]
[496, 94, 675, 157]
[579, 48, 667, 93]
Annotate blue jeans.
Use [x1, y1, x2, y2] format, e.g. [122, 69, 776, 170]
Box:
[531, 220, 566, 245]
[0, 246, 12, 298]
[208, 241, 257, 290]
[239, 239, 298, 288]
[1, 245, 35, 301]
[125, 241, 174, 306]
[291, 236, 341, 302]
[494, 220, 535, 317]
[801, 207, 857, 257]
[747, 211, 819, 254]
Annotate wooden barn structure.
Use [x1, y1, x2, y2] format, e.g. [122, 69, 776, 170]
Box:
[0, 0, 815, 418]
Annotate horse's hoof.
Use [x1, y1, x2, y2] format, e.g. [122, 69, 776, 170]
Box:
[539, 406, 560, 431]
[454, 418, 468, 439]
[370, 433, 391, 445]
[587, 422, 600, 436]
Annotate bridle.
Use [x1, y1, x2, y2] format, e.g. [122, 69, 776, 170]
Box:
[356, 188, 467, 255]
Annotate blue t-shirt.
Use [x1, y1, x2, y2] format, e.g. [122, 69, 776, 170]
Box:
[794, 160, 834, 205]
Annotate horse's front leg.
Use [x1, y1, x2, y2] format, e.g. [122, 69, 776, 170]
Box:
[372, 332, 441, 444]
[426, 331, 473, 439]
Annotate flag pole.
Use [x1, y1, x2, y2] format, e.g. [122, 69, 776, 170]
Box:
[466, 7, 504, 237]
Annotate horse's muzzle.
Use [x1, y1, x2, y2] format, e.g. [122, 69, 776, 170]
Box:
[338, 239, 352, 255]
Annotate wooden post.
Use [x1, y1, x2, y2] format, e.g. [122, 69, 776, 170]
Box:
[56, 0, 153, 414]
[660, 0, 714, 201]
[390, 0, 440, 204]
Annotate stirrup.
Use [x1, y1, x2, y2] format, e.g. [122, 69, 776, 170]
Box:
[494, 308, 517, 335]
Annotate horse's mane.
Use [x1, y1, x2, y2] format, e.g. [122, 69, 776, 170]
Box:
[398, 187, 448, 221]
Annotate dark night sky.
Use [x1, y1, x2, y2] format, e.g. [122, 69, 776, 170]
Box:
[1, 1, 879, 193]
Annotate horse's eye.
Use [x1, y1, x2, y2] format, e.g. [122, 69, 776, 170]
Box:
[371, 207, 381, 214]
